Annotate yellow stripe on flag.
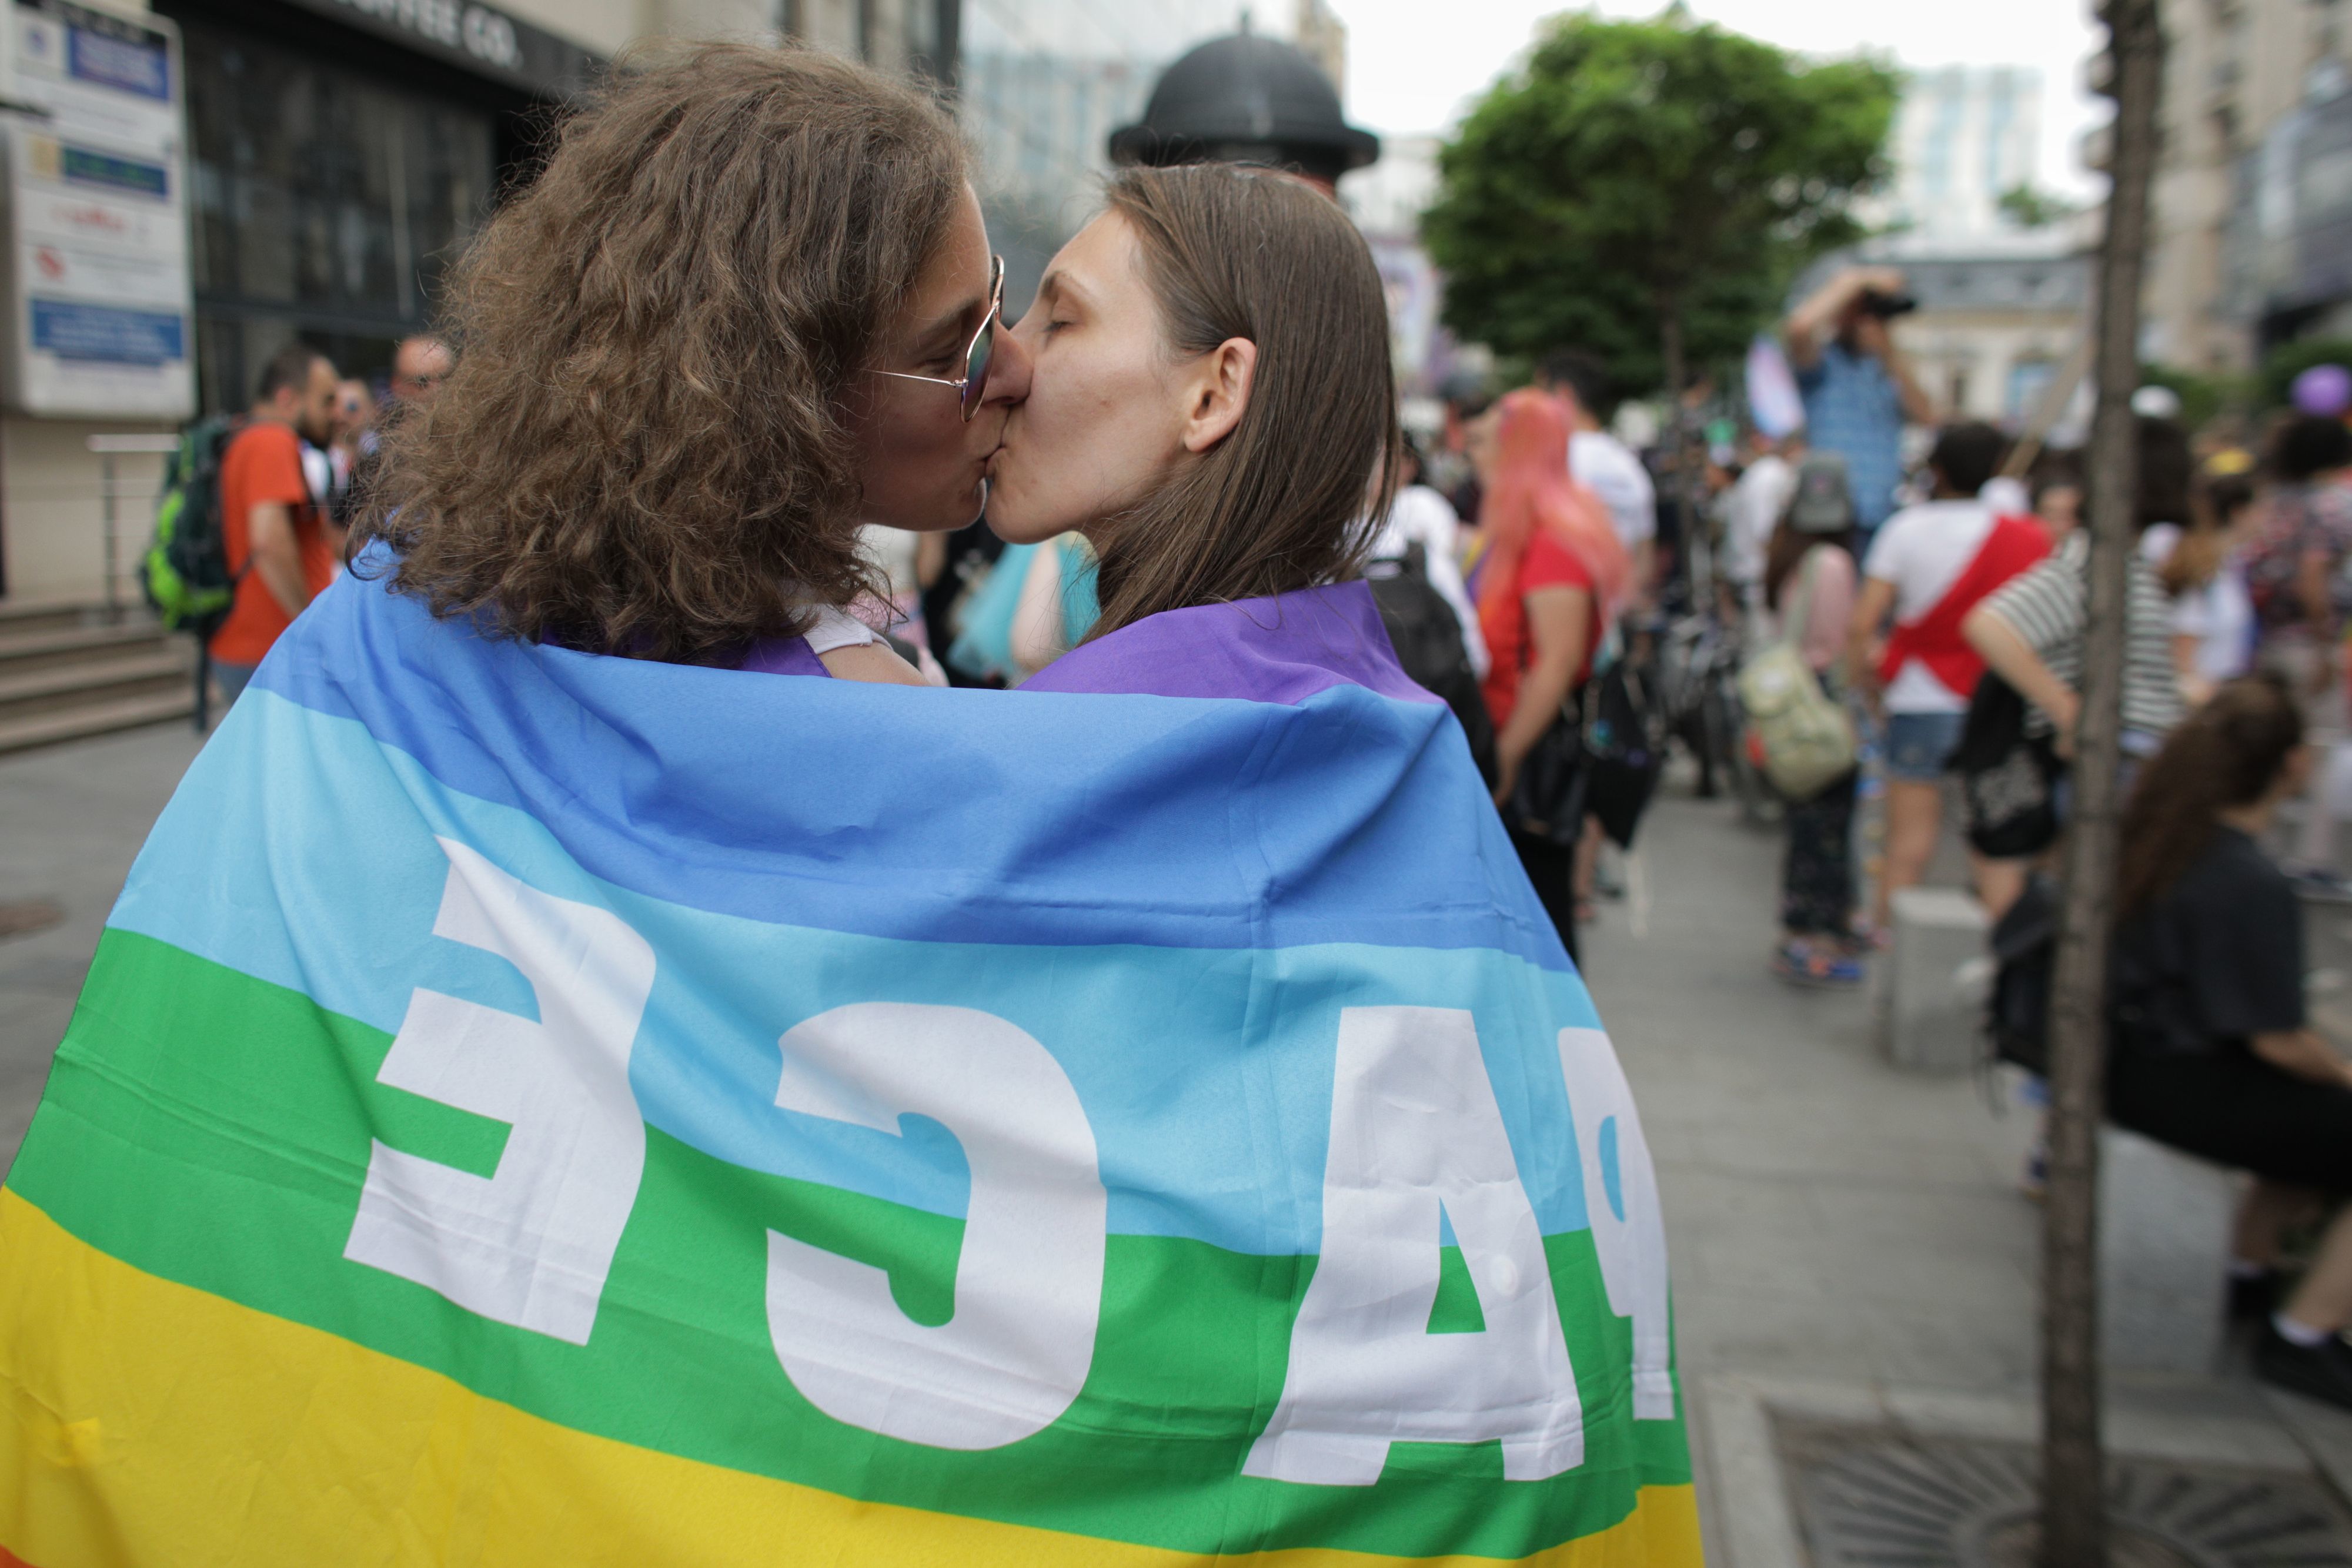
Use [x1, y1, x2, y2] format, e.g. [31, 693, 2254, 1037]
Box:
[0, 1191, 1700, 1567]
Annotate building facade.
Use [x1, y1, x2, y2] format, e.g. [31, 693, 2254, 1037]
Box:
[0, 0, 959, 602]
[2144, 0, 2352, 371]
[1866, 65, 2043, 241]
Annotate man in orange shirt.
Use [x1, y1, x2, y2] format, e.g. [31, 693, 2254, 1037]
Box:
[210, 345, 341, 704]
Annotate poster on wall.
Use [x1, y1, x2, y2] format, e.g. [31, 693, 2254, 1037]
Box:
[2, 0, 193, 420]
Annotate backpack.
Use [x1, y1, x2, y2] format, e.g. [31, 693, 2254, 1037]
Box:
[141, 415, 241, 634]
[1987, 874, 2057, 1075]
[1367, 545, 1499, 785]
[1581, 646, 1665, 848]
[1949, 673, 2063, 858]
[1736, 547, 1857, 799]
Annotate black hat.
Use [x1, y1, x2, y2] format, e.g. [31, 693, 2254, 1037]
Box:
[1109, 32, 1379, 186]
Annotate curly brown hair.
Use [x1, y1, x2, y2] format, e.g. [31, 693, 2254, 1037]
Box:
[358, 43, 967, 664]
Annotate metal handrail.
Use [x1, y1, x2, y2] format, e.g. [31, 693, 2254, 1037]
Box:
[86, 433, 178, 624]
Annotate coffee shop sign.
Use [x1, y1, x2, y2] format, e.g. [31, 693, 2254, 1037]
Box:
[332, 0, 521, 71]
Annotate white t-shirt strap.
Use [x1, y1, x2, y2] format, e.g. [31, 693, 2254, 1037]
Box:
[802, 603, 881, 656]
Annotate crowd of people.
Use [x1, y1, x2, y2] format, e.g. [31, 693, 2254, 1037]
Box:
[203, 332, 450, 704]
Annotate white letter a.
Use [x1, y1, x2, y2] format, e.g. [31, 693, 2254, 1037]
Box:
[1245, 1007, 1583, 1486]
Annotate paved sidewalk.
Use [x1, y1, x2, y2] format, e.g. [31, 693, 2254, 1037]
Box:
[0, 722, 202, 1174]
[1587, 784, 2352, 1563]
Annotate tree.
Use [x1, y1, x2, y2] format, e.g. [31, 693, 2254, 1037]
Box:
[1420, 9, 1899, 402]
[1999, 182, 2082, 230]
[2041, 2, 2164, 1561]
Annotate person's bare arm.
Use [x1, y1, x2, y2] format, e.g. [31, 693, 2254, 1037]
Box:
[1845, 576, 1897, 698]
[1492, 584, 1589, 805]
[2297, 545, 2334, 636]
[818, 641, 927, 685]
[246, 500, 310, 619]
[1782, 266, 1900, 370]
[2250, 1029, 2352, 1089]
[1628, 536, 1658, 607]
[1964, 603, 2080, 754]
[1884, 338, 1936, 426]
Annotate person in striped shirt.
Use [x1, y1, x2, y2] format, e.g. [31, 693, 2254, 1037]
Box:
[1961, 416, 2190, 774]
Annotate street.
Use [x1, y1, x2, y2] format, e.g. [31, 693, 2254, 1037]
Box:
[12, 721, 2352, 1560]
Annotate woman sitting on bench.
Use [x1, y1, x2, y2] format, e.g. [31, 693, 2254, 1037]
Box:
[2109, 673, 2352, 1407]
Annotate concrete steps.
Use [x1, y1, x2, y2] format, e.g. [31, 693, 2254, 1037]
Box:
[0, 599, 195, 756]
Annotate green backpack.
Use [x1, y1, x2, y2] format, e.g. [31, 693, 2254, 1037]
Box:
[141, 415, 241, 633]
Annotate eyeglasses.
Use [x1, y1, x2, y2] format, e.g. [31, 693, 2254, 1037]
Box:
[867, 255, 1004, 422]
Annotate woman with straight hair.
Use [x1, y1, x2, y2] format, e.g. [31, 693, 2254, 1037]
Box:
[2109, 674, 2352, 1409]
[981, 162, 1696, 1559]
[362, 42, 1021, 679]
[1762, 457, 1864, 987]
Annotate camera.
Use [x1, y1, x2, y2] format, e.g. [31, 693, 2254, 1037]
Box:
[1858, 289, 1918, 319]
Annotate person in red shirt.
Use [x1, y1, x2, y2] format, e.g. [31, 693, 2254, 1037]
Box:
[1474, 389, 1625, 964]
[210, 344, 342, 703]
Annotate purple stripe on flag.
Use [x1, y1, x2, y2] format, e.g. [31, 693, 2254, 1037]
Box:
[1024, 580, 1440, 707]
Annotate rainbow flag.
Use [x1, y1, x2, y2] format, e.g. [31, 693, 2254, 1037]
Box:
[0, 559, 1698, 1565]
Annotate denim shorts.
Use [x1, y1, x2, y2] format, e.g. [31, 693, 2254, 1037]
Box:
[1883, 710, 1966, 782]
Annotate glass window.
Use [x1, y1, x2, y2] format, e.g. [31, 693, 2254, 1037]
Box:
[179, 16, 495, 411]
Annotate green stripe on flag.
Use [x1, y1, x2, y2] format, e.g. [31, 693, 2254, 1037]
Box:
[6, 929, 1688, 1559]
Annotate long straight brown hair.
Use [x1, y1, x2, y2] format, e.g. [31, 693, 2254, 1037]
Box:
[2114, 673, 2304, 918]
[1083, 165, 1401, 638]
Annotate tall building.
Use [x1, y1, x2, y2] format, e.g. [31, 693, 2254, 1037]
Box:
[2145, 0, 2352, 371]
[1870, 65, 2044, 240]
[957, 0, 1257, 311]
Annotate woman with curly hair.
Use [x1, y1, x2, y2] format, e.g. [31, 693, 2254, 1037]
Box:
[360, 42, 1020, 679]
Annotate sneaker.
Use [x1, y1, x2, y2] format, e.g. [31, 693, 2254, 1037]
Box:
[1772, 940, 1865, 989]
[2255, 1324, 2352, 1411]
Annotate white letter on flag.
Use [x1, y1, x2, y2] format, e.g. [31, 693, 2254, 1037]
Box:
[345, 838, 657, 1345]
[766, 1002, 1106, 1450]
[1556, 1027, 1674, 1419]
[1245, 1006, 1583, 1485]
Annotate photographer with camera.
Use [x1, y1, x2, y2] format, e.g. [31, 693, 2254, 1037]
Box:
[1782, 266, 1936, 548]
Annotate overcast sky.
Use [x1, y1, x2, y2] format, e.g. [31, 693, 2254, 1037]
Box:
[1322, 0, 2110, 199]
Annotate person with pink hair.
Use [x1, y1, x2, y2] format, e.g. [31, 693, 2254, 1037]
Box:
[1474, 389, 1628, 963]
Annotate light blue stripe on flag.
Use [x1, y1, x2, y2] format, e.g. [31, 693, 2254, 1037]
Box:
[111, 687, 1609, 1258]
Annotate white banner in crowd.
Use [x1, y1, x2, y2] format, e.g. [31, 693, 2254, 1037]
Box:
[4, 0, 194, 420]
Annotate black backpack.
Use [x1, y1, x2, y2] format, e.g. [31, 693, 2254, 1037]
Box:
[1987, 874, 2057, 1075]
[1366, 546, 1498, 786]
[1951, 673, 2064, 859]
[1581, 651, 1666, 849]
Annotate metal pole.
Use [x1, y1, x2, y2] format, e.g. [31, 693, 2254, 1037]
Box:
[99, 452, 118, 623]
[2039, 1, 2163, 1562]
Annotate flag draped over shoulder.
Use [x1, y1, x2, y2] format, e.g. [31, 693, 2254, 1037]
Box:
[0, 557, 1699, 1566]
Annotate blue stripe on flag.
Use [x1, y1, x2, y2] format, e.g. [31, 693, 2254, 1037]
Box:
[111, 689, 1608, 1256]
[245, 573, 1570, 971]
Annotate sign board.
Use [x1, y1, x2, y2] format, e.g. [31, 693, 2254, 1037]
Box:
[2, 0, 193, 420]
[284, 0, 600, 101]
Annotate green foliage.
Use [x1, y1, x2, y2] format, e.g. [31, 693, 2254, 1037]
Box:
[1996, 183, 2079, 229]
[1421, 9, 1900, 399]
[2139, 362, 2246, 431]
[2260, 338, 2352, 410]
